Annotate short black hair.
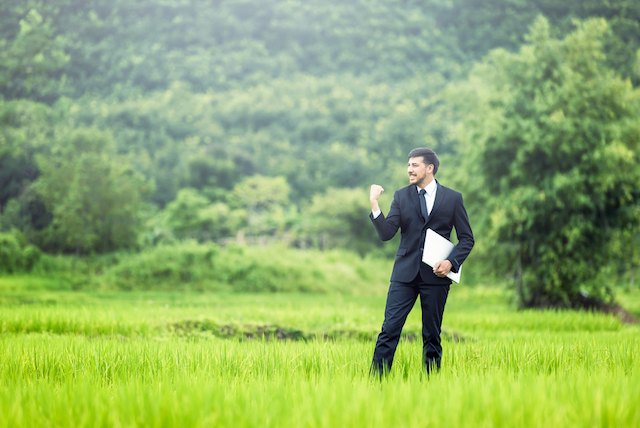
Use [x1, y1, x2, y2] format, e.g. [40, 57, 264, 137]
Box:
[408, 148, 439, 175]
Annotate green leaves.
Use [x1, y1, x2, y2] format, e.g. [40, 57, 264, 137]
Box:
[0, 229, 41, 274]
[32, 127, 152, 253]
[162, 188, 246, 242]
[1, 0, 639, 280]
[456, 16, 640, 307]
[0, 9, 69, 101]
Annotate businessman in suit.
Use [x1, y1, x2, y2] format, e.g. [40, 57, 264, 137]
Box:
[369, 147, 474, 375]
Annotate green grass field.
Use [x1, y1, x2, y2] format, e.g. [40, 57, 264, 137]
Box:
[1, 281, 639, 427]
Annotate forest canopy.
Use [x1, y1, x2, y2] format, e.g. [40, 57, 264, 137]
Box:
[1, 0, 639, 306]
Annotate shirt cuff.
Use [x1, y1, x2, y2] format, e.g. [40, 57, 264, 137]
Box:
[372, 209, 381, 219]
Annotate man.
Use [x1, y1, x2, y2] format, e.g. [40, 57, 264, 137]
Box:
[369, 147, 474, 375]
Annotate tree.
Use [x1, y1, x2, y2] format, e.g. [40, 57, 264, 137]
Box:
[0, 99, 50, 210]
[230, 175, 296, 238]
[304, 187, 392, 256]
[32, 126, 153, 253]
[0, 9, 69, 102]
[607, 205, 640, 291]
[454, 16, 640, 308]
[162, 188, 246, 242]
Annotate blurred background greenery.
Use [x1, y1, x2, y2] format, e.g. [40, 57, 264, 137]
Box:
[1, 0, 639, 309]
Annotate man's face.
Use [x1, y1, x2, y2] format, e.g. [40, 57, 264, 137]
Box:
[407, 157, 433, 188]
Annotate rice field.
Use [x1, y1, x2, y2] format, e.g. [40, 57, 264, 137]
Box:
[1, 283, 639, 427]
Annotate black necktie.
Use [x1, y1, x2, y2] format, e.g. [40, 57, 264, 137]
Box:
[419, 189, 428, 220]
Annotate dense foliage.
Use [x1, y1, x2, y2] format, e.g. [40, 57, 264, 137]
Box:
[454, 17, 640, 307]
[1, 0, 639, 305]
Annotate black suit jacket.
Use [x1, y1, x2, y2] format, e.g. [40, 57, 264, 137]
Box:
[370, 181, 474, 285]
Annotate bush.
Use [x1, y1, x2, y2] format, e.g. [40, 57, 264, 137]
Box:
[209, 244, 391, 294]
[0, 230, 42, 274]
[96, 241, 391, 295]
[1, 239, 392, 295]
[98, 241, 221, 291]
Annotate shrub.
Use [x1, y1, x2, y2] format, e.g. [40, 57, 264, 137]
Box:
[98, 241, 220, 291]
[96, 241, 391, 295]
[0, 230, 42, 274]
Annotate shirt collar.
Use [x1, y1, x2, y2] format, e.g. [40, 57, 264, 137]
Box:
[417, 179, 437, 195]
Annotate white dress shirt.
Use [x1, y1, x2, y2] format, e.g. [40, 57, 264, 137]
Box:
[422, 178, 437, 215]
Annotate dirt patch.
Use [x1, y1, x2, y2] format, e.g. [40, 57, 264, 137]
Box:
[522, 293, 639, 325]
[574, 293, 640, 324]
[172, 320, 325, 340]
[586, 302, 639, 324]
[170, 320, 469, 342]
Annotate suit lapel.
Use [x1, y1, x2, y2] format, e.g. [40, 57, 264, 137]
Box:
[425, 182, 446, 227]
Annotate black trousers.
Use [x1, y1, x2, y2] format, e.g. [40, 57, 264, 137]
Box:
[371, 273, 450, 375]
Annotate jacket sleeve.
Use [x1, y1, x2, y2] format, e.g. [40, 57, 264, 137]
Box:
[447, 194, 474, 273]
[369, 191, 401, 241]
